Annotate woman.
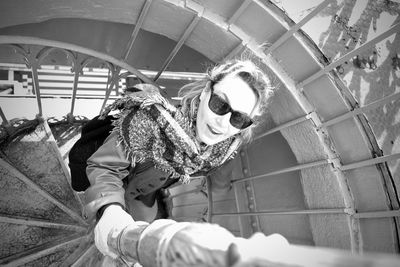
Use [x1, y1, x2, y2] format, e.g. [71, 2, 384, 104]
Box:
[83, 59, 274, 258]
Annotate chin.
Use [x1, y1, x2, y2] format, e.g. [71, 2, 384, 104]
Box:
[198, 132, 227, 146]
[196, 123, 227, 145]
[198, 134, 215, 146]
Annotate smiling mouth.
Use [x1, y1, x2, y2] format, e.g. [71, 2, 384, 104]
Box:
[207, 124, 222, 135]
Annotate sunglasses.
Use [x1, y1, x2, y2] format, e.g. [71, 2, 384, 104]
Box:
[208, 82, 254, 129]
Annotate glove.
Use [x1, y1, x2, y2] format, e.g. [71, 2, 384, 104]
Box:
[94, 204, 135, 258]
[227, 233, 289, 266]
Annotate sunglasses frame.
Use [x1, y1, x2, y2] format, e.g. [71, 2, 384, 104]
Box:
[208, 81, 254, 130]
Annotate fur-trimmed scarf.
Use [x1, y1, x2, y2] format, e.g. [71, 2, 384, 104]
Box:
[100, 86, 241, 184]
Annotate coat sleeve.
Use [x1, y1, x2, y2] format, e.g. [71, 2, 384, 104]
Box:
[84, 131, 132, 219]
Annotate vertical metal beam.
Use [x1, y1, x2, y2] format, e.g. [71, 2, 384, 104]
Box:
[100, 66, 120, 114]
[7, 69, 14, 80]
[123, 0, 153, 61]
[228, 0, 252, 25]
[69, 70, 80, 117]
[265, 0, 334, 54]
[100, 80, 115, 115]
[238, 148, 260, 234]
[206, 176, 213, 222]
[153, 14, 201, 81]
[0, 107, 9, 125]
[30, 63, 43, 117]
[221, 43, 246, 62]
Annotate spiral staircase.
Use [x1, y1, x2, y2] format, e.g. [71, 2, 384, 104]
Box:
[0, 0, 400, 266]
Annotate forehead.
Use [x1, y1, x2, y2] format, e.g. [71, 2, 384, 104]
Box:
[213, 74, 258, 115]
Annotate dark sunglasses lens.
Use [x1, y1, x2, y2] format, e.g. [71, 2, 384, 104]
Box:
[209, 94, 231, 115]
[230, 112, 253, 129]
[208, 88, 253, 129]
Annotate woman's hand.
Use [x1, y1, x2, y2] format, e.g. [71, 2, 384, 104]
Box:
[94, 204, 135, 258]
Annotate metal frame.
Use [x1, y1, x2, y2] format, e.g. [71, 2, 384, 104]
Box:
[123, 0, 153, 61]
[153, 13, 202, 81]
[201, 1, 400, 246]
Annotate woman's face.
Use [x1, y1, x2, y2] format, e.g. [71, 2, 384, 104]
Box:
[196, 73, 258, 145]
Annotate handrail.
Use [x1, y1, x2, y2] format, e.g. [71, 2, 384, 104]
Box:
[108, 218, 400, 266]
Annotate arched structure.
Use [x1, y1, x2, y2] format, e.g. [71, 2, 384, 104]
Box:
[0, 0, 399, 266]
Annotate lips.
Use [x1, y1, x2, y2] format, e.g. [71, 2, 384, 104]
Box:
[207, 124, 223, 135]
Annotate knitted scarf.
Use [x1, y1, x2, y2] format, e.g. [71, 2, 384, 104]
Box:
[100, 87, 241, 184]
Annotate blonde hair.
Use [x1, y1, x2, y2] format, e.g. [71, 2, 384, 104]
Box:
[178, 59, 274, 143]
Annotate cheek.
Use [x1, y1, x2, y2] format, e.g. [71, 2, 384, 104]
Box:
[197, 99, 212, 124]
[225, 125, 240, 136]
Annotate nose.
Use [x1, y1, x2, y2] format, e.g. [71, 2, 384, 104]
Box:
[215, 112, 231, 128]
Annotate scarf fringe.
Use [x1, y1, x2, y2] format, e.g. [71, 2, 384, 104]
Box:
[102, 88, 240, 185]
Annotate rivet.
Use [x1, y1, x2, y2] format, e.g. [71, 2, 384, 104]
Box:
[243, 168, 248, 174]
[251, 222, 257, 228]
[240, 151, 245, 157]
[246, 186, 251, 191]
[249, 204, 254, 210]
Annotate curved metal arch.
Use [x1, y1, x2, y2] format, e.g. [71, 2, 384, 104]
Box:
[3, 44, 32, 68]
[0, 35, 157, 86]
[36, 46, 77, 69]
